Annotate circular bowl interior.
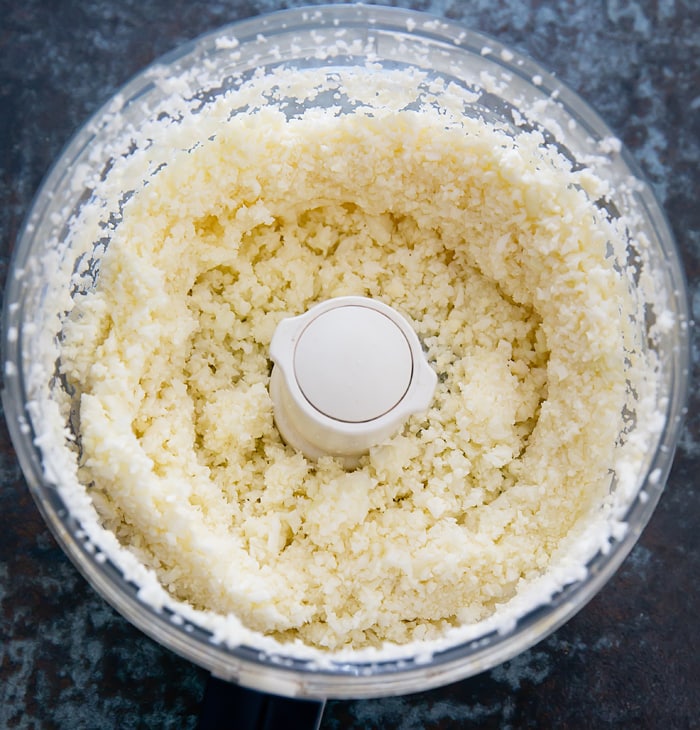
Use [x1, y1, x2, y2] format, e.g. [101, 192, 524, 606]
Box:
[1, 4, 690, 699]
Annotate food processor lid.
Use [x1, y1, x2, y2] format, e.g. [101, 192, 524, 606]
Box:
[269, 296, 437, 459]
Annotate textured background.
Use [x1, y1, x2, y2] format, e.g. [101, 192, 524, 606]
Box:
[1, 1, 698, 728]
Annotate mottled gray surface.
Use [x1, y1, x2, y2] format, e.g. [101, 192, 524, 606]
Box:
[1, 1, 698, 728]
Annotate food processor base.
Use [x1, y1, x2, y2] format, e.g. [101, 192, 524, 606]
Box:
[198, 675, 326, 730]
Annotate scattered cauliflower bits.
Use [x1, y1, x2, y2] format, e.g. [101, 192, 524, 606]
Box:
[60, 108, 629, 651]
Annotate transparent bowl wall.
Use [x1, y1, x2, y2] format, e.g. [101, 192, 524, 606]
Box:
[1, 4, 690, 699]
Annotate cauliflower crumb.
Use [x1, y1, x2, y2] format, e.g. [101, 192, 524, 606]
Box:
[60, 105, 630, 651]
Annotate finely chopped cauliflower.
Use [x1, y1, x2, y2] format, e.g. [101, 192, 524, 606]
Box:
[60, 106, 629, 651]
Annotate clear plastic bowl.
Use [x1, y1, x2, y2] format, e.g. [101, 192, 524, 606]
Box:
[1, 4, 690, 700]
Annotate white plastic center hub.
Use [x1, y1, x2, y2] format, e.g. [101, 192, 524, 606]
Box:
[293, 306, 412, 423]
[269, 296, 437, 459]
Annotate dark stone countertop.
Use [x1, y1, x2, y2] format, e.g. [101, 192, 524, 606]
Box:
[1, 1, 698, 728]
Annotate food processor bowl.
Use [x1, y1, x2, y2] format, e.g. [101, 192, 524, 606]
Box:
[1, 3, 690, 707]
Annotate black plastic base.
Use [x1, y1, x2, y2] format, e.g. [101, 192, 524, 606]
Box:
[198, 675, 326, 730]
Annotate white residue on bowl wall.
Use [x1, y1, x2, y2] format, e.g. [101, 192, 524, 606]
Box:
[15, 40, 675, 671]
